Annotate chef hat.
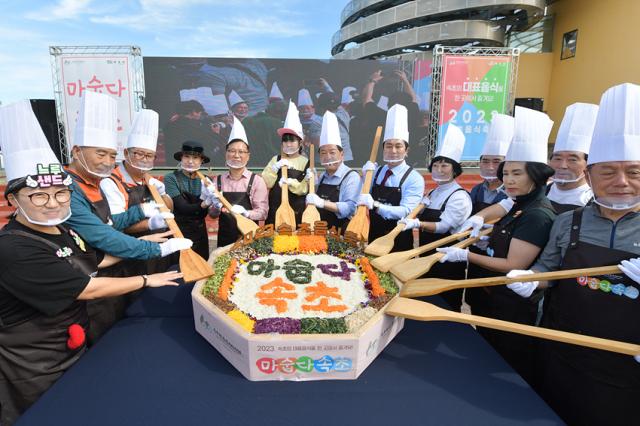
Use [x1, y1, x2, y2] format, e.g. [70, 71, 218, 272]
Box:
[0, 100, 70, 191]
[319, 111, 342, 148]
[297, 89, 314, 107]
[269, 82, 284, 100]
[377, 95, 389, 111]
[505, 106, 553, 164]
[553, 102, 599, 154]
[481, 113, 514, 157]
[227, 116, 249, 146]
[74, 91, 118, 150]
[588, 83, 640, 165]
[126, 109, 158, 152]
[341, 86, 356, 104]
[436, 123, 465, 163]
[277, 101, 304, 140]
[228, 90, 246, 108]
[383, 104, 409, 144]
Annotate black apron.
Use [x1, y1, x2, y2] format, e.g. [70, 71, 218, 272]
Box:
[470, 182, 505, 215]
[265, 155, 309, 226]
[316, 169, 358, 233]
[66, 170, 131, 344]
[465, 199, 551, 384]
[106, 171, 178, 275]
[368, 166, 415, 252]
[537, 207, 640, 426]
[545, 183, 588, 214]
[216, 173, 257, 247]
[0, 226, 97, 425]
[172, 170, 210, 260]
[417, 187, 468, 310]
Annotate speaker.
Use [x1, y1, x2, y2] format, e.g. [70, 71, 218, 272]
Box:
[29, 99, 64, 162]
[514, 97, 544, 112]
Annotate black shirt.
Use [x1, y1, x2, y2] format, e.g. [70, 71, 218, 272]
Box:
[0, 220, 101, 326]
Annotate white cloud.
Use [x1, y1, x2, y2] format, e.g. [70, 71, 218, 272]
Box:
[26, 0, 93, 21]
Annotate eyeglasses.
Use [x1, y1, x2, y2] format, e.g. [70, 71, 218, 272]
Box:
[226, 150, 249, 156]
[130, 150, 156, 161]
[24, 189, 72, 207]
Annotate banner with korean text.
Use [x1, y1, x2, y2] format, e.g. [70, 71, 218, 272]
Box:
[438, 55, 511, 161]
[58, 55, 135, 156]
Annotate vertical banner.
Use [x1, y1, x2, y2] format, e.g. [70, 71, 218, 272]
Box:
[58, 55, 135, 156]
[438, 55, 511, 161]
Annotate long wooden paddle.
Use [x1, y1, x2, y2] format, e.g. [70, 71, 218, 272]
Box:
[371, 219, 499, 272]
[196, 172, 259, 237]
[386, 297, 640, 356]
[275, 165, 297, 229]
[146, 179, 214, 283]
[390, 228, 493, 283]
[301, 148, 321, 229]
[345, 126, 382, 241]
[364, 202, 425, 257]
[400, 265, 622, 298]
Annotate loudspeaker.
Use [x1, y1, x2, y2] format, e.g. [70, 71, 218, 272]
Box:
[29, 99, 64, 162]
[514, 97, 544, 112]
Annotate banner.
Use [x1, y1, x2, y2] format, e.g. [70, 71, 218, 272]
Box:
[58, 55, 136, 156]
[438, 55, 511, 161]
[144, 57, 432, 168]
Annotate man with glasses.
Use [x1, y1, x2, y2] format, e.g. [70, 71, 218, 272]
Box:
[65, 94, 191, 342]
[100, 109, 178, 274]
[204, 117, 268, 247]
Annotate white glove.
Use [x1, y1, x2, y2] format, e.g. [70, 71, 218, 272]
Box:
[230, 204, 249, 217]
[306, 193, 325, 208]
[473, 235, 490, 251]
[635, 354, 640, 364]
[399, 218, 420, 231]
[148, 211, 174, 230]
[199, 180, 214, 201]
[202, 193, 222, 209]
[148, 177, 166, 196]
[358, 193, 375, 209]
[305, 168, 316, 181]
[420, 195, 431, 207]
[272, 158, 290, 172]
[460, 215, 485, 238]
[159, 238, 193, 257]
[506, 270, 539, 298]
[140, 201, 161, 218]
[619, 258, 640, 285]
[436, 247, 469, 263]
[362, 161, 377, 173]
[278, 177, 297, 187]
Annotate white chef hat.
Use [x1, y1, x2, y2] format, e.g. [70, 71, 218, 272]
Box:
[436, 123, 465, 163]
[319, 111, 342, 148]
[481, 113, 514, 157]
[269, 82, 284, 100]
[227, 116, 249, 146]
[297, 89, 313, 107]
[553, 102, 599, 155]
[74, 91, 118, 150]
[228, 90, 246, 108]
[126, 109, 158, 152]
[383, 104, 409, 144]
[277, 101, 304, 140]
[505, 106, 554, 164]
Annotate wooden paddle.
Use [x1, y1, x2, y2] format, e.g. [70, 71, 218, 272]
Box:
[390, 228, 493, 283]
[400, 265, 622, 298]
[370, 219, 499, 272]
[301, 148, 321, 229]
[196, 172, 259, 237]
[345, 126, 382, 241]
[385, 297, 640, 356]
[364, 203, 425, 257]
[275, 165, 297, 229]
[146, 179, 214, 283]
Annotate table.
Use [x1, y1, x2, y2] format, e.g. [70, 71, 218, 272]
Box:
[17, 286, 561, 426]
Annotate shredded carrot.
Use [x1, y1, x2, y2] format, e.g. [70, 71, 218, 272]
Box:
[218, 258, 238, 301]
[359, 257, 385, 297]
[298, 235, 328, 253]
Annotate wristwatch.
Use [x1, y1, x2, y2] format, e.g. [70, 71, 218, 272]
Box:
[142, 274, 149, 288]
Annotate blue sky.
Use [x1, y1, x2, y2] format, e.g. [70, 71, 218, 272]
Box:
[0, 0, 345, 103]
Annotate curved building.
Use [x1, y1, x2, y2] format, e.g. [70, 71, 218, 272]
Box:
[332, 0, 547, 60]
